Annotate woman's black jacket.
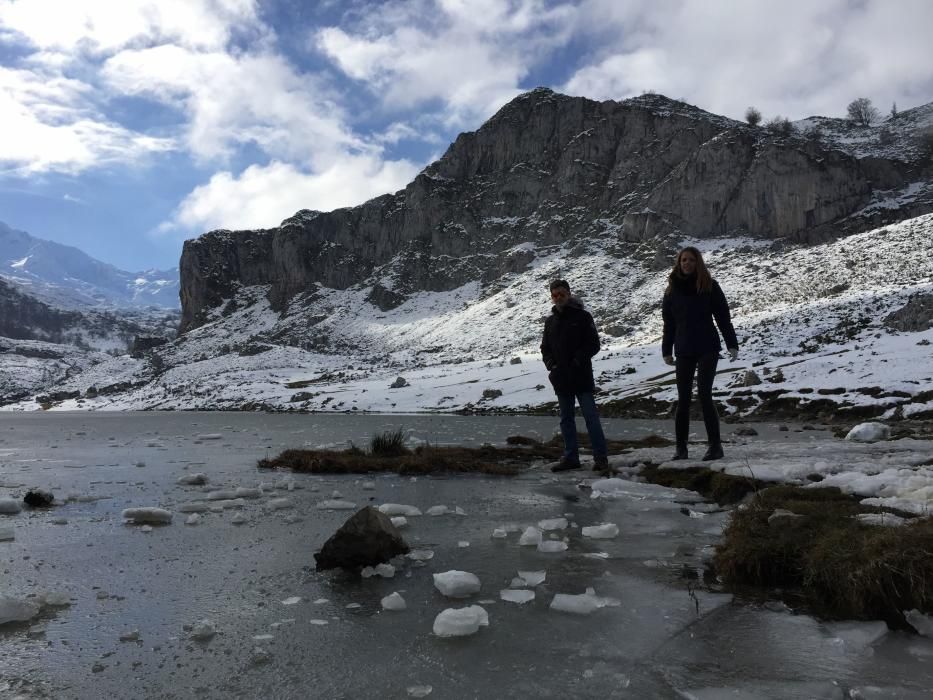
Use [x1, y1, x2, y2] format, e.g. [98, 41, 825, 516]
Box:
[541, 298, 600, 393]
[661, 274, 738, 358]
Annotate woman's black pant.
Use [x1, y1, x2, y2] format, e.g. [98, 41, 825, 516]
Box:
[674, 351, 720, 448]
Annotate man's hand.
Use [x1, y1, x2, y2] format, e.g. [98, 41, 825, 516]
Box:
[728, 347, 738, 362]
[663, 355, 675, 366]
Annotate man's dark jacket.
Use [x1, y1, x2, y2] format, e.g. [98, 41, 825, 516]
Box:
[541, 297, 600, 393]
[661, 274, 738, 358]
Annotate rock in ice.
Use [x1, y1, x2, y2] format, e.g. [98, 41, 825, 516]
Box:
[518, 526, 542, 546]
[582, 523, 619, 539]
[537, 540, 568, 553]
[433, 570, 481, 598]
[379, 503, 422, 517]
[432, 605, 489, 637]
[500, 589, 535, 604]
[537, 517, 568, 531]
[0, 596, 40, 625]
[381, 592, 407, 611]
[122, 507, 172, 524]
[317, 499, 357, 510]
[0, 497, 22, 514]
[845, 422, 891, 442]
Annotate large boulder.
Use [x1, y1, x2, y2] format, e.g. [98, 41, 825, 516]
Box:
[314, 506, 410, 571]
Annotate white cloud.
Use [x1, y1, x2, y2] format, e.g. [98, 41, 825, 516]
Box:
[563, 0, 933, 120]
[166, 157, 421, 234]
[0, 0, 260, 54]
[315, 0, 577, 128]
[0, 66, 174, 175]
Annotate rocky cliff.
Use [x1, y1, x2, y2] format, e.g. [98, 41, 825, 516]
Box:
[179, 88, 931, 333]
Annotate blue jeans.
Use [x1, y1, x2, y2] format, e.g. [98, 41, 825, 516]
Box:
[556, 391, 608, 463]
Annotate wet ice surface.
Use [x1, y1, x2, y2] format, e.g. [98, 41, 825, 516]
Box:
[0, 413, 930, 699]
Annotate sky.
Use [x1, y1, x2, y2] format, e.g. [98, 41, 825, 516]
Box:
[1, 0, 932, 272]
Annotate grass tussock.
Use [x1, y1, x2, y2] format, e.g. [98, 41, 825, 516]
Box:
[369, 428, 408, 457]
[714, 485, 933, 627]
[641, 465, 766, 505]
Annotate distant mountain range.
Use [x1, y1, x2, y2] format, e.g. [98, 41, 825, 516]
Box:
[0, 221, 179, 310]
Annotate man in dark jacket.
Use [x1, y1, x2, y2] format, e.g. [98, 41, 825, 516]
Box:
[541, 279, 609, 473]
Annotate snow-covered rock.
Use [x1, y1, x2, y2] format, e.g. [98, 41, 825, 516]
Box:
[845, 422, 891, 442]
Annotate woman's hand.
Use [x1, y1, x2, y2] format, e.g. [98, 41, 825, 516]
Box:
[663, 355, 675, 366]
[728, 348, 738, 362]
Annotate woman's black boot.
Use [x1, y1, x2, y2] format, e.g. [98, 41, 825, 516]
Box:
[702, 444, 724, 461]
[671, 445, 688, 461]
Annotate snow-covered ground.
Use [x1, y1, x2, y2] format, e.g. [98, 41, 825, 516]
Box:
[5, 214, 930, 421]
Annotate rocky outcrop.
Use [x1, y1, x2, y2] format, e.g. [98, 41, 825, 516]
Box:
[314, 506, 409, 571]
[179, 89, 926, 333]
[884, 293, 933, 331]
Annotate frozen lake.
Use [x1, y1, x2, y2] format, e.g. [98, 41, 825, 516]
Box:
[1, 412, 931, 699]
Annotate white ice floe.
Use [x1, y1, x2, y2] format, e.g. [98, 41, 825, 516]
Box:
[379, 503, 422, 517]
[381, 592, 406, 611]
[433, 605, 488, 637]
[122, 507, 172, 524]
[0, 525, 13, 541]
[361, 564, 396, 578]
[905, 609, 933, 637]
[269, 497, 295, 510]
[517, 570, 546, 586]
[176, 473, 207, 486]
[281, 597, 302, 606]
[845, 422, 891, 442]
[231, 513, 248, 525]
[407, 549, 434, 561]
[537, 517, 568, 531]
[455, 506, 467, 516]
[120, 629, 140, 642]
[189, 619, 216, 640]
[855, 513, 906, 527]
[549, 588, 620, 615]
[391, 516, 408, 529]
[177, 502, 210, 513]
[0, 596, 40, 625]
[457, 541, 470, 548]
[235, 487, 262, 499]
[824, 620, 889, 652]
[309, 619, 329, 625]
[362, 481, 376, 490]
[426, 505, 450, 516]
[491, 528, 508, 538]
[206, 489, 237, 501]
[518, 526, 542, 546]
[581, 523, 619, 539]
[185, 514, 201, 526]
[316, 499, 356, 510]
[38, 591, 71, 607]
[433, 570, 481, 598]
[0, 497, 22, 515]
[407, 685, 432, 698]
[500, 589, 535, 604]
[537, 540, 568, 553]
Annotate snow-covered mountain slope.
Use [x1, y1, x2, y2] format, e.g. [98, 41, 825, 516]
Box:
[9, 214, 931, 420]
[0, 221, 179, 310]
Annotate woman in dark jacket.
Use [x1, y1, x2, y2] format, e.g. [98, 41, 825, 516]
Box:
[661, 247, 738, 461]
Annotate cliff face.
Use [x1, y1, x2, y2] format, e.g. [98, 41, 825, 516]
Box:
[179, 88, 928, 333]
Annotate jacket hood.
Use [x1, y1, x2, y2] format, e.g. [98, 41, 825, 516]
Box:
[552, 296, 585, 314]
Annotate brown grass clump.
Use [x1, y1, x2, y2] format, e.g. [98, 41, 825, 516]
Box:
[641, 465, 766, 505]
[714, 485, 933, 627]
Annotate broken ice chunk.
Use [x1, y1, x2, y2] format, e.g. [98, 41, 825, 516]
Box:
[0, 497, 23, 514]
[905, 609, 933, 637]
[500, 589, 535, 604]
[433, 570, 481, 598]
[362, 481, 376, 490]
[176, 473, 207, 486]
[518, 526, 542, 546]
[581, 523, 619, 539]
[38, 591, 71, 607]
[177, 502, 210, 513]
[197, 433, 223, 440]
[537, 540, 568, 553]
[281, 597, 302, 606]
[0, 596, 40, 625]
[407, 549, 434, 561]
[381, 592, 406, 611]
[189, 619, 216, 640]
[537, 517, 568, 531]
[0, 525, 13, 541]
[432, 605, 488, 637]
[119, 629, 140, 642]
[361, 564, 396, 579]
[122, 507, 172, 524]
[206, 489, 237, 501]
[231, 513, 248, 525]
[457, 541, 470, 548]
[268, 498, 295, 510]
[845, 422, 890, 442]
[454, 506, 467, 516]
[309, 619, 329, 626]
[550, 588, 619, 615]
[517, 570, 546, 586]
[379, 504, 422, 517]
[426, 505, 450, 516]
[407, 685, 432, 698]
[235, 487, 261, 499]
[316, 499, 356, 510]
[491, 528, 508, 539]
[391, 516, 408, 529]
[185, 514, 201, 526]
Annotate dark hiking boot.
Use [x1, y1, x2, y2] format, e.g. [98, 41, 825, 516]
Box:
[701, 445, 724, 461]
[551, 458, 581, 473]
[671, 446, 688, 461]
[592, 455, 611, 475]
